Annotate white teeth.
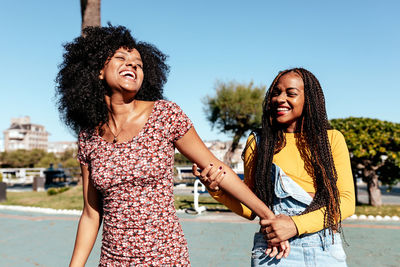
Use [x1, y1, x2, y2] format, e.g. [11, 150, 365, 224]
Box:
[120, 71, 136, 79]
[277, 107, 290, 111]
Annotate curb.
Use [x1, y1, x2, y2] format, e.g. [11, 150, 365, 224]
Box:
[0, 205, 399, 221]
[0, 205, 186, 216]
[347, 214, 399, 221]
[0, 205, 82, 216]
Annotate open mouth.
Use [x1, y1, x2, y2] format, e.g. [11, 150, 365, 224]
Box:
[120, 70, 136, 80]
[276, 107, 290, 115]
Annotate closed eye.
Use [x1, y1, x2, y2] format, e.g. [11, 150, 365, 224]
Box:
[287, 88, 299, 96]
[271, 89, 281, 97]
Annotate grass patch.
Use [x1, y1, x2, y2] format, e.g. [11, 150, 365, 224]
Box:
[1, 186, 399, 217]
[355, 204, 400, 217]
[2, 186, 83, 210]
[174, 195, 229, 211]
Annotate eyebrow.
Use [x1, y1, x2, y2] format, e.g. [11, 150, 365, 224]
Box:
[273, 86, 300, 91]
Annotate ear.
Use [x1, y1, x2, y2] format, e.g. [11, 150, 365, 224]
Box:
[99, 69, 104, 80]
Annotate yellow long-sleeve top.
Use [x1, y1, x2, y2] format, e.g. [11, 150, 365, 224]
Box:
[210, 129, 355, 235]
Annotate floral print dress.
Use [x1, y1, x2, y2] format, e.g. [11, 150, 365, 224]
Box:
[77, 100, 192, 266]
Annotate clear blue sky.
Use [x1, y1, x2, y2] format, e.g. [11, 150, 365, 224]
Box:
[1, 0, 399, 142]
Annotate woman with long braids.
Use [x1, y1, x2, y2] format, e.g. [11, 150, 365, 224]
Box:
[193, 68, 355, 266]
[56, 24, 289, 266]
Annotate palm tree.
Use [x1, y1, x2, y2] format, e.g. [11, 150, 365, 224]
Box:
[80, 0, 101, 35]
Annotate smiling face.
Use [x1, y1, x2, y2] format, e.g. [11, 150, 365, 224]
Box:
[270, 72, 305, 132]
[99, 47, 144, 94]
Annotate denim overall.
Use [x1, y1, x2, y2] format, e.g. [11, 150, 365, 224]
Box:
[251, 164, 347, 267]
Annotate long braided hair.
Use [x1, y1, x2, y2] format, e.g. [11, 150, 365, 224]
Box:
[254, 68, 341, 234]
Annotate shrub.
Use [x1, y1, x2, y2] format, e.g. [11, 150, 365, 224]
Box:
[47, 186, 70, 196]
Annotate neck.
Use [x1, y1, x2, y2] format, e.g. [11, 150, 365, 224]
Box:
[105, 96, 140, 132]
[105, 92, 138, 113]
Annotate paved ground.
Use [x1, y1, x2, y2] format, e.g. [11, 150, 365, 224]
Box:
[0, 209, 399, 267]
[174, 182, 400, 205]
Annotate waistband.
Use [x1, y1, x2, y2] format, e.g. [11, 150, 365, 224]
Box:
[255, 230, 342, 250]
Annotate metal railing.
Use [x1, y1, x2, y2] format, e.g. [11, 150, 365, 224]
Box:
[193, 179, 207, 214]
[0, 168, 46, 184]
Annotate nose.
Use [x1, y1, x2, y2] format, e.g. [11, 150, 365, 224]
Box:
[125, 60, 138, 70]
[276, 92, 286, 103]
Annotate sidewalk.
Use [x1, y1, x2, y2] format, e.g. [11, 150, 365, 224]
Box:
[0, 209, 399, 267]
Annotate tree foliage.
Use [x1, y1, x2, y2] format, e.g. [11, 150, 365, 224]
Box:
[203, 81, 265, 164]
[0, 149, 79, 169]
[174, 153, 192, 166]
[330, 117, 400, 206]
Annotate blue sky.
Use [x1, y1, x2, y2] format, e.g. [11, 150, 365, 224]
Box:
[1, 0, 399, 142]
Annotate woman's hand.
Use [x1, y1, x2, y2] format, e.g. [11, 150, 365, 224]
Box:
[192, 163, 225, 191]
[265, 240, 291, 259]
[260, 214, 298, 245]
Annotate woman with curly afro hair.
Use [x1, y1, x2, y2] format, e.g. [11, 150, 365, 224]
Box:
[56, 25, 289, 266]
[193, 68, 355, 266]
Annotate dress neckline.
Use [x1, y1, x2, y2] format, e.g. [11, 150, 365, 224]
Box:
[96, 100, 159, 145]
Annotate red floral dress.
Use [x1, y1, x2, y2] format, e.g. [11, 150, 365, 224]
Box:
[77, 100, 192, 266]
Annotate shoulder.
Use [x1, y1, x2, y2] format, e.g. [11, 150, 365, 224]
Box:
[156, 100, 187, 114]
[78, 129, 90, 140]
[155, 99, 177, 108]
[246, 132, 258, 147]
[78, 128, 97, 144]
[327, 129, 348, 152]
[327, 129, 346, 143]
[243, 131, 258, 160]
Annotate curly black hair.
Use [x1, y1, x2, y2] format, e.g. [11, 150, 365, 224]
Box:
[55, 24, 169, 134]
[253, 68, 341, 236]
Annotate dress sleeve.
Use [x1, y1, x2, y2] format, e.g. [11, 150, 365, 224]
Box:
[77, 130, 89, 166]
[208, 134, 257, 220]
[291, 130, 355, 235]
[168, 102, 193, 142]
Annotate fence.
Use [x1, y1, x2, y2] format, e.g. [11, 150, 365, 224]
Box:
[0, 168, 46, 184]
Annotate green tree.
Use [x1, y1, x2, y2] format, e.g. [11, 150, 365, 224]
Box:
[0, 149, 79, 169]
[59, 149, 76, 162]
[330, 117, 400, 206]
[204, 81, 265, 165]
[35, 153, 58, 168]
[80, 0, 101, 35]
[1, 149, 46, 168]
[174, 153, 192, 166]
[27, 149, 47, 166]
[62, 157, 80, 169]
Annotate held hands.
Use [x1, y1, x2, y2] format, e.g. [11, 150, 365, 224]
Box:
[265, 240, 290, 260]
[261, 215, 291, 259]
[192, 163, 225, 191]
[260, 214, 298, 245]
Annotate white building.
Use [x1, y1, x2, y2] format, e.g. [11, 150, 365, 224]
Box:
[47, 141, 78, 154]
[204, 140, 245, 172]
[3, 117, 49, 151]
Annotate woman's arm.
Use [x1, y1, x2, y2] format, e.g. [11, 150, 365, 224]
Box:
[289, 130, 355, 234]
[69, 165, 102, 267]
[175, 128, 275, 220]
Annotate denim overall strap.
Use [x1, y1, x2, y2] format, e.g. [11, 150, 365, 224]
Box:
[273, 164, 313, 207]
[272, 164, 331, 251]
